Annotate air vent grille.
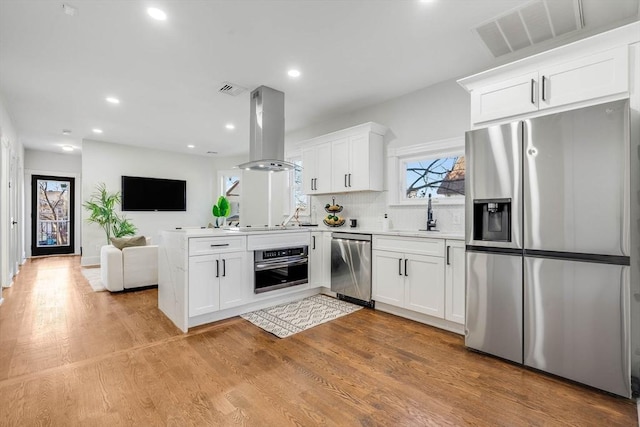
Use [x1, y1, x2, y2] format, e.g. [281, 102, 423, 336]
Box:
[474, 0, 583, 58]
[218, 82, 247, 96]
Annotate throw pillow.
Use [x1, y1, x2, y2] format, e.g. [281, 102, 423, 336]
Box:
[110, 236, 147, 250]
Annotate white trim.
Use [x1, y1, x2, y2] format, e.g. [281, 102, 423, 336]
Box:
[291, 122, 388, 149]
[387, 136, 465, 206]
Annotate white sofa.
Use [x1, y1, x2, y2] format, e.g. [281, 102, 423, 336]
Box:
[100, 238, 158, 292]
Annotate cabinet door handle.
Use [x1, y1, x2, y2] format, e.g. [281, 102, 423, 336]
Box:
[344, 174, 348, 188]
[541, 75, 547, 101]
[398, 258, 403, 276]
[215, 259, 219, 278]
[312, 236, 316, 250]
[530, 78, 535, 104]
[446, 246, 451, 265]
[314, 178, 318, 190]
[348, 173, 352, 187]
[210, 243, 229, 247]
[222, 259, 226, 277]
[404, 259, 408, 277]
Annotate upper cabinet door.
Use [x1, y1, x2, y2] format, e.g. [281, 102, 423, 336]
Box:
[331, 137, 350, 191]
[471, 72, 539, 124]
[347, 134, 370, 192]
[538, 46, 628, 110]
[302, 143, 332, 194]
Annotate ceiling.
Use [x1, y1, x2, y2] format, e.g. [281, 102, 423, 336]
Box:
[0, 0, 638, 157]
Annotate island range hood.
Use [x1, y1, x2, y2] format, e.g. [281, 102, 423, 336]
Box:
[238, 85, 296, 172]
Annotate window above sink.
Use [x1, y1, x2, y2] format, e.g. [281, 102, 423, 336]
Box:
[388, 136, 465, 206]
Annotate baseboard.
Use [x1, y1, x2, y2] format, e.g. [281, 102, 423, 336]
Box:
[81, 256, 100, 267]
[375, 302, 465, 335]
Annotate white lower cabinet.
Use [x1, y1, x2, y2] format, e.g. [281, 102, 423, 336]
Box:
[309, 231, 328, 287]
[404, 253, 445, 318]
[189, 251, 248, 316]
[444, 240, 465, 324]
[373, 250, 444, 318]
[372, 236, 446, 319]
[372, 236, 465, 327]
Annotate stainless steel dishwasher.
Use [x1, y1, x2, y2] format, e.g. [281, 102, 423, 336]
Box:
[330, 233, 373, 307]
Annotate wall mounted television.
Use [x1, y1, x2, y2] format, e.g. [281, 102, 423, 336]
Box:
[121, 176, 187, 211]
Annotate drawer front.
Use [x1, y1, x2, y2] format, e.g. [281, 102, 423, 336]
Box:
[189, 236, 246, 256]
[373, 235, 444, 257]
[247, 232, 310, 250]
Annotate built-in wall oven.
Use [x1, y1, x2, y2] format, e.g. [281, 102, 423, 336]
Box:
[254, 246, 308, 293]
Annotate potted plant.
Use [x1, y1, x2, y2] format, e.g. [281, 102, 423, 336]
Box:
[83, 183, 137, 243]
[212, 195, 231, 228]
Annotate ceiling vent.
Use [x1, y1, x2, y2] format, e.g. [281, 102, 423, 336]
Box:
[474, 0, 584, 57]
[217, 82, 247, 96]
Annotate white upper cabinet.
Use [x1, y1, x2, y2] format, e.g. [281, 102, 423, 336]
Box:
[302, 143, 332, 194]
[538, 46, 628, 110]
[471, 72, 539, 124]
[459, 22, 638, 126]
[299, 122, 386, 195]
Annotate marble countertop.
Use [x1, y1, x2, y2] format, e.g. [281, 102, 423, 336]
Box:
[162, 226, 464, 240]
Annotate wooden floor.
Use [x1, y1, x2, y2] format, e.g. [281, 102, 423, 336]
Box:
[0, 257, 636, 426]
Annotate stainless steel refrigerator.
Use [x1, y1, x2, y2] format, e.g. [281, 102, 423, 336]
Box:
[465, 99, 632, 397]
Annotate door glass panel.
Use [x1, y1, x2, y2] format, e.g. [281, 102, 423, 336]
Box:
[36, 179, 71, 248]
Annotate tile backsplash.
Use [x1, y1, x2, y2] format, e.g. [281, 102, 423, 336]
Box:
[309, 191, 465, 234]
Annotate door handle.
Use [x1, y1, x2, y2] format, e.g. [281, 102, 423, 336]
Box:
[404, 259, 408, 277]
[541, 75, 547, 101]
[222, 259, 226, 277]
[348, 173, 351, 187]
[216, 259, 219, 278]
[344, 174, 348, 188]
[314, 178, 317, 190]
[446, 246, 450, 265]
[11, 221, 17, 225]
[312, 235, 316, 250]
[210, 243, 229, 247]
[530, 78, 535, 104]
[398, 258, 402, 276]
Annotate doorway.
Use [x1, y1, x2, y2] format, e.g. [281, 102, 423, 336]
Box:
[31, 175, 75, 256]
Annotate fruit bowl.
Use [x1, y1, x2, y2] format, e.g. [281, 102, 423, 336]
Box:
[324, 205, 343, 213]
[323, 218, 346, 227]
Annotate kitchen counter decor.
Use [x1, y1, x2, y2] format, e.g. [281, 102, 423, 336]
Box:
[324, 197, 345, 226]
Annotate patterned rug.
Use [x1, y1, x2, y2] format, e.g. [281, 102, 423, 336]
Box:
[80, 267, 107, 292]
[241, 294, 362, 338]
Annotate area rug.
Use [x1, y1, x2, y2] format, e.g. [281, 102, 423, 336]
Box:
[80, 267, 107, 292]
[241, 294, 362, 338]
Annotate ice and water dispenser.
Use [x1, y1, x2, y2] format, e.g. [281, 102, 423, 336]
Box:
[472, 199, 511, 242]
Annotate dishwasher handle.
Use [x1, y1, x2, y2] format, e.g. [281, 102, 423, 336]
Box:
[331, 232, 372, 242]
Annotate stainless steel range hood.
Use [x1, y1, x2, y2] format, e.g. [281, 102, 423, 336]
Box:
[238, 86, 296, 172]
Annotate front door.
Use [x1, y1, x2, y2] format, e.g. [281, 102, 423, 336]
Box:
[31, 175, 75, 256]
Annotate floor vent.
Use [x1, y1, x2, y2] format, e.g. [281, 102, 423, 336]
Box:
[217, 82, 247, 96]
[474, 0, 584, 58]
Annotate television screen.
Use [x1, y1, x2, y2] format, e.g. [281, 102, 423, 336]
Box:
[121, 176, 186, 211]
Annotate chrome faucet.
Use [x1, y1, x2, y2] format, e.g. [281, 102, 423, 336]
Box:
[427, 194, 437, 231]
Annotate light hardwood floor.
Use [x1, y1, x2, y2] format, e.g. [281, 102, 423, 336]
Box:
[0, 256, 636, 426]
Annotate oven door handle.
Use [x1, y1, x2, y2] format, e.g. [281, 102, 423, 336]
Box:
[255, 259, 308, 271]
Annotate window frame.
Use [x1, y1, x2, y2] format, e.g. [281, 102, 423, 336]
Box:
[285, 152, 309, 217]
[387, 136, 465, 206]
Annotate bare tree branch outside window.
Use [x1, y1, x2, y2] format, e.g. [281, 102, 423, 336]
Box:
[406, 156, 465, 199]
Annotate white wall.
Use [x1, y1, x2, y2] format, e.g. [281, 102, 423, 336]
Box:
[0, 91, 25, 296]
[24, 149, 82, 258]
[285, 78, 470, 233]
[81, 140, 215, 266]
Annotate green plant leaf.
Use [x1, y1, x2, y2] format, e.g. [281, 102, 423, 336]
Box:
[212, 205, 220, 217]
[218, 196, 231, 217]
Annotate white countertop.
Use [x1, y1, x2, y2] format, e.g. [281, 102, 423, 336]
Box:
[162, 226, 464, 240]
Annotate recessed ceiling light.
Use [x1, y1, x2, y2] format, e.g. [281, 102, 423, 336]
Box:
[287, 69, 301, 78]
[147, 7, 167, 21]
[106, 96, 120, 104]
[62, 129, 71, 135]
[62, 4, 77, 16]
[62, 145, 74, 152]
[225, 123, 235, 130]
[187, 144, 195, 148]
[92, 128, 103, 134]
